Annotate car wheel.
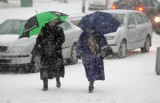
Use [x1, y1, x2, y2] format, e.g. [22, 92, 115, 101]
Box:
[30, 55, 40, 73]
[66, 43, 78, 65]
[141, 36, 151, 53]
[117, 40, 127, 58]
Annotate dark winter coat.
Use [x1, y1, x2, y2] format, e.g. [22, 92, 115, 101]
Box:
[35, 24, 65, 79]
[76, 32, 108, 81]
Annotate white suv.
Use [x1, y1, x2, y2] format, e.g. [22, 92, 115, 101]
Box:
[103, 10, 153, 58]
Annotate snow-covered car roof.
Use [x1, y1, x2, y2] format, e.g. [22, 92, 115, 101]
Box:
[87, 10, 143, 16]
[102, 9, 143, 14]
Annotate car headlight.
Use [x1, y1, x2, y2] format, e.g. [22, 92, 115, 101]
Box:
[8, 46, 29, 52]
[154, 16, 160, 23]
[106, 36, 115, 40]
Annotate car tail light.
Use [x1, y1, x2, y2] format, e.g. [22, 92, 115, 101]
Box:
[112, 5, 117, 10]
[136, 6, 144, 12]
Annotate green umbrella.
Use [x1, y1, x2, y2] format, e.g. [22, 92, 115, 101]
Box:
[19, 11, 68, 38]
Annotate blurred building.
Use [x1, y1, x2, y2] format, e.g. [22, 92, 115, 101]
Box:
[88, 0, 108, 10]
[0, 0, 8, 3]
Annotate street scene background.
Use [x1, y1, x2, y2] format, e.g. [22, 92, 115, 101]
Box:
[0, 0, 160, 103]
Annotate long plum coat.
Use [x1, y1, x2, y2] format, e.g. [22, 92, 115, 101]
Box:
[76, 32, 108, 81]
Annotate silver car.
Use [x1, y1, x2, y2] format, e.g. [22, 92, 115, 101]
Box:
[0, 19, 82, 72]
[103, 10, 153, 58]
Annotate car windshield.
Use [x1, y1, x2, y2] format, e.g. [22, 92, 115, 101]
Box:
[117, 0, 140, 9]
[118, 0, 136, 3]
[0, 19, 26, 35]
[111, 13, 125, 27]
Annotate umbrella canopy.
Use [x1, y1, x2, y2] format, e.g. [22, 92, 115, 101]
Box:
[19, 11, 68, 38]
[78, 11, 120, 36]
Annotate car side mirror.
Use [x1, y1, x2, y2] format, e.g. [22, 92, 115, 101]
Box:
[128, 24, 136, 29]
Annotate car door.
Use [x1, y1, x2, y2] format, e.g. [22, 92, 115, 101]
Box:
[60, 21, 73, 49]
[60, 21, 71, 48]
[134, 13, 147, 47]
[125, 13, 138, 50]
[137, 13, 150, 47]
[60, 21, 80, 58]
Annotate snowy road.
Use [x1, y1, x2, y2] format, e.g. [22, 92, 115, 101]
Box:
[0, 34, 160, 103]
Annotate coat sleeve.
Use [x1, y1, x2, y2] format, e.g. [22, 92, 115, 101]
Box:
[99, 35, 113, 58]
[31, 29, 44, 56]
[99, 35, 108, 48]
[76, 32, 84, 58]
[36, 28, 45, 45]
[56, 27, 65, 46]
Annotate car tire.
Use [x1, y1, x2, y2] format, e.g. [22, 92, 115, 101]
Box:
[141, 36, 151, 53]
[66, 43, 78, 65]
[117, 40, 127, 58]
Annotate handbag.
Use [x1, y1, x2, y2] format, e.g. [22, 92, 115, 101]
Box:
[100, 46, 113, 57]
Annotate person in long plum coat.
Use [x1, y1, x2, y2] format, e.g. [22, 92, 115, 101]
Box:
[76, 31, 108, 93]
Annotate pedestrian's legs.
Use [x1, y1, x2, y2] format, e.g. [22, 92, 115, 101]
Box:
[88, 81, 94, 93]
[41, 70, 48, 91]
[42, 78, 48, 91]
[56, 77, 61, 88]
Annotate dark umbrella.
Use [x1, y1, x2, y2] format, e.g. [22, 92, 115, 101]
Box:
[78, 11, 120, 35]
[19, 11, 68, 38]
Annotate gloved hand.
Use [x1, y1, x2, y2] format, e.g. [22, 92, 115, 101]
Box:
[76, 55, 81, 60]
[100, 46, 113, 58]
[107, 46, 113, 53]
[100, 56, 104, 60]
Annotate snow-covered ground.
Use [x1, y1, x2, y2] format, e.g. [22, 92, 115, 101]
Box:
[0, 34, 160, 103]
[0, 0, 160, 103]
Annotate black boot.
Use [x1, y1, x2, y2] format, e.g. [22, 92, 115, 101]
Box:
[42, 78, 48, 91]
[56, 77, 61, 88]
[88, 81, 94, 93]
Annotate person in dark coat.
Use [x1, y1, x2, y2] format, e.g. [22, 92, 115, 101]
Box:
[34, 20, 65, 91]
[76, 31, 108, 93]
